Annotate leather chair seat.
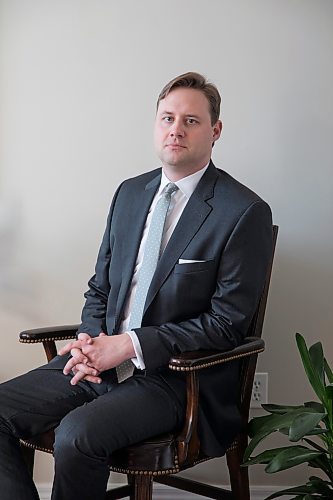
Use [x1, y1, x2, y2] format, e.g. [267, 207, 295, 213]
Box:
[21, 431, 194, 476]
[109, 433, 179, 475]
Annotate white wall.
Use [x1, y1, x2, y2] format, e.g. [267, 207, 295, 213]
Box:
[1, 0, 332, 490]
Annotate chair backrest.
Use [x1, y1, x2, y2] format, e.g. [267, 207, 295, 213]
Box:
[239, 225, 278, 419]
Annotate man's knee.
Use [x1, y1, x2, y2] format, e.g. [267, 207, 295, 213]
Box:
[0, 384, 18, 437]
[54, 408, 112, 464]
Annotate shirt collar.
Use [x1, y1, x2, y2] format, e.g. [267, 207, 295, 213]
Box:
[159, 162, 209, 199]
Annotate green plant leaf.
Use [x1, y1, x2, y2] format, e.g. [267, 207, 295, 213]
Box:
[309, 455, 333, 479]
[278, 426, 291, 435]
[244, 429, 272, 462]
[300, 428, 327, 436]
[278, 426, 327, 438]
[249, 406, 323, 436]
[324, 358, 333, 384]
[242, 447, 292, 466]
[265, 446, 323, 473]
[248, 414, 274, 437]
[309, 342, 325, 385]
[304, 401, 325, 412]
[279, 426, 326, 438]
[303, 438, 328, 453]
[245, 334, 333, 496]
[296, 333, 326, 403]
[308, 476, 333, 495]
[325, 383, 333, 400]
[265, 483, 318, 499]
[262, 404, 304, 414]
[246, 409, 314, 461]
[266, 476, 333, 499]
[278, 426, 326, 438]
[245, 406, 326, 461]
[289, 412, 326, 441]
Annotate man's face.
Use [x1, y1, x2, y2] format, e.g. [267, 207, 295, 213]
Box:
[154, 87, 222, 179]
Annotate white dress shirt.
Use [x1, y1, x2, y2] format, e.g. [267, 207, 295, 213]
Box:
[119, 164, 209, 369]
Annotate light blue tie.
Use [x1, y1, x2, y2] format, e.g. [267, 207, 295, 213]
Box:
[116, 182, 179, 382]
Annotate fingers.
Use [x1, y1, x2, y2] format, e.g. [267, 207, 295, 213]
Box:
[63, 353, 88, 374]
[62, 348, 87, 375]
[70, 367, 102, 386]
[63, 356, 81, 375]
[77, 333, 93, 343]
[77, 374, 102, 384]
[59, 339, 82, 356]
[63, 356, 99, 376]
[74, 363, 100, 376]
[70, 370, 88, 385]
[59, 333, 93, 356]
[70, 347, 88, 363]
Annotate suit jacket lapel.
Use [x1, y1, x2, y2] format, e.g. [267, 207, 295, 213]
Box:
[144, 162, 218, 314]
[115, 174, 160, 327]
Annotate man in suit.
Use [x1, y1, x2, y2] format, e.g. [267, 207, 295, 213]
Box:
[0, 72, 273, 500]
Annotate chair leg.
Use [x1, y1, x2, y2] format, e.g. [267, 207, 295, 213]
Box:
[20, 444, 35, 477]
[226, 439, 250, 500]
[129, 475, 153, 500]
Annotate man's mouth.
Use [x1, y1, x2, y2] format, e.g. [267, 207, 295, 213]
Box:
[165, 144, 186, 149]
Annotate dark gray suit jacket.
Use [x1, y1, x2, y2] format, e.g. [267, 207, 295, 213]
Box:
[78, 161, 273, 456]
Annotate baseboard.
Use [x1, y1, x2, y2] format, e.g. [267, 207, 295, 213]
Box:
[36, 482, 290, 499]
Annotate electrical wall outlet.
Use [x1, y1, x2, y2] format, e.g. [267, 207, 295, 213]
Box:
[251, 372, 268, 408]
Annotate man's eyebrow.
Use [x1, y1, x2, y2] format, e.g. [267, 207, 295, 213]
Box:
[160, 111, 201, 119]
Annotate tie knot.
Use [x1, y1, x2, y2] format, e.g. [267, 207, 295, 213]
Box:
[164, 182, 178, 197]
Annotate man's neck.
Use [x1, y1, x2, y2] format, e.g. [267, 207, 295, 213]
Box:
[162, 162, 210, 182]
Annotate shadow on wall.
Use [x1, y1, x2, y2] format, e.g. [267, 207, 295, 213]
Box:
[0, 196, 45, 322]
[272, 247, 332, 336]
[263, 242, 333, 398]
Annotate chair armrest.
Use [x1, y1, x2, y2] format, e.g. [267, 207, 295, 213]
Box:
[168, 337, 265, 371]
[19, 324, 80, 362]
[19, 324, 80, 344]
[172, 337, 265, 465]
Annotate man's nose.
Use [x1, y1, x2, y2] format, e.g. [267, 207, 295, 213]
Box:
[170, 120, 185, 137]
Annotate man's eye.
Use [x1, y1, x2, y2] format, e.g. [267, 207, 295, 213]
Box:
[187, 118, 197, 124]
[163, 116, 173, 122]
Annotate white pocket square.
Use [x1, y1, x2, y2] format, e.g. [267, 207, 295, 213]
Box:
[178, 259, 206, 264]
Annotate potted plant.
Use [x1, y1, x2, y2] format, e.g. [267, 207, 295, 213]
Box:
[243, 333, 333, 499]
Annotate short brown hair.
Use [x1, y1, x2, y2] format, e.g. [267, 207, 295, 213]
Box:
[157, 72, 221, 125]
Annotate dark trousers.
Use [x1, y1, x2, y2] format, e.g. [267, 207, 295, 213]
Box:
[0, 358, 186, 500]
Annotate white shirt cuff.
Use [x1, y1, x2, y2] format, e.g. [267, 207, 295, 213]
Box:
[126, 331, 146, 370]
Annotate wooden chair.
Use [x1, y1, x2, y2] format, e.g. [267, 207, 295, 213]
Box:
[19, 226, 278, 500]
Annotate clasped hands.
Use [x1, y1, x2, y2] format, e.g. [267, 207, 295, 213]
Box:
[59, 332, 134, 385]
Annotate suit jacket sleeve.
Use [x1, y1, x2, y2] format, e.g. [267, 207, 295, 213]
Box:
[134, 200, 273, 371]
[77, 182, 123, 336]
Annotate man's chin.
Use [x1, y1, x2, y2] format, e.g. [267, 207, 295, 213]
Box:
[162, 161, 187, 170]
[160, 153, 189, 169]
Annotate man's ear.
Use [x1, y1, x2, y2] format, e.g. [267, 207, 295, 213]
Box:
[212, 120, 223, 142]
[212, 120, 222, 147]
